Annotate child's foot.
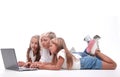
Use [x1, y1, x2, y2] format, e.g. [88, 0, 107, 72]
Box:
[86, 35, 100, 55]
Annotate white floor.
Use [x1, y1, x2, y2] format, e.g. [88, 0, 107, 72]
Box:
[0, 53, 120, 77]
[0, 69, 120, 77]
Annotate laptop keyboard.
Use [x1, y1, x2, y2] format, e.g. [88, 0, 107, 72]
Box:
[19, 67, 38, 71]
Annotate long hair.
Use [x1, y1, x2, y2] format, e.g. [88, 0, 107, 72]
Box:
[51, 37, 75, 69]
[26, 35, 41, 62]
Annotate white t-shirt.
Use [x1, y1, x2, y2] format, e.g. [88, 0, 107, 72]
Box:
[29, 50, 36, 62]
[39, 48, 53, 63]
[57, 49, 81, 70]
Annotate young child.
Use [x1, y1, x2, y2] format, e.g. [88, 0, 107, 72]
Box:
[33, 37, 116, 70]
[18, 35, 41, 67]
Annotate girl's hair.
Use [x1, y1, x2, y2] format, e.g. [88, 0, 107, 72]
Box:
[27, 35, 41, 62]
[46, 31, 56, 40]
[39, 32, 56, 48]
[39, 33, 46, 48]
[51, 37, 75, 69]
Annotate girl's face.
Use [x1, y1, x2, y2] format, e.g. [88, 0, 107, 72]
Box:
[49, 41, 57, 54]
[41, 36, 50, 49]
[30, 37, 39, 54]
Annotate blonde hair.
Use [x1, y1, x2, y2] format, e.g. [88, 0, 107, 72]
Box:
[46, 31, 56, 39]
[39, 32, 56, 48]
[27, 35, 41, 62]
[39, 33, 46, 48]
[51, 37, 75, 69]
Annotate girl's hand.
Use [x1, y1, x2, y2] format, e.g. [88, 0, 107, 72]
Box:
[18, 61, 25, 67]
[30, 62, 44, 69]
[23, 62, 32, 68]
[36, 63, 44, 69]
[30, 62, 39, 68]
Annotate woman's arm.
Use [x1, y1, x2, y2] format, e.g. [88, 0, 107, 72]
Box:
[37, 56, 64, 70]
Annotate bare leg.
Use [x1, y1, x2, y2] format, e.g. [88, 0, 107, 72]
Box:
[95, 50, 117, 70]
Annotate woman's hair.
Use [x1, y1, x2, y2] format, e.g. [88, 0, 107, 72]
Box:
[51, 37, 75, 69]
[27, 35, 41, 62]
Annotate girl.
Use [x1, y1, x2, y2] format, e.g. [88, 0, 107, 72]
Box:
[39, 32, 56, 63]
[18, 35, 40, 67]
[34, 37, 117, 70]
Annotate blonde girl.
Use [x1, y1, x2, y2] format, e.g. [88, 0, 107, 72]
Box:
[35, 37, 116, 70]
[39, 32, 56, 63]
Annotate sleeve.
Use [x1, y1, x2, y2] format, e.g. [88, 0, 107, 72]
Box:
[57, 49, 66, 59]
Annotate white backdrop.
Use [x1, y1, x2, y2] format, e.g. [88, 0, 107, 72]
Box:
[0, 0, 120, 70]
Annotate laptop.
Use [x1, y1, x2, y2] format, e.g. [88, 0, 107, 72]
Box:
[0, 48, 38, 71]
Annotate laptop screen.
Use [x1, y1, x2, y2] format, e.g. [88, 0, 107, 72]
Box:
[1, 48, 19, 70]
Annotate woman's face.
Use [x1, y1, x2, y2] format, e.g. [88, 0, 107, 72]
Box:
[30, 37, 39, 54]
[41, 36, 50, 49]
[49, 41, 57, 54]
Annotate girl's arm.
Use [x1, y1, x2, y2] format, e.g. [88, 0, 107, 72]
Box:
[37, 56, 64, 70]
[30, 61, 52, 68]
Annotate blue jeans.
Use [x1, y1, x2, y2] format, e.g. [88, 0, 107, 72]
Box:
[80, 55, 102, 69]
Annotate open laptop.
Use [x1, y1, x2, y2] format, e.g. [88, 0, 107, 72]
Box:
[0, 48, 38, 71]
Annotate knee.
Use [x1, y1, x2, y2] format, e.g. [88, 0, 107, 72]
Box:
[112, 62, 117, 70]
[102, 61, 117, 70]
